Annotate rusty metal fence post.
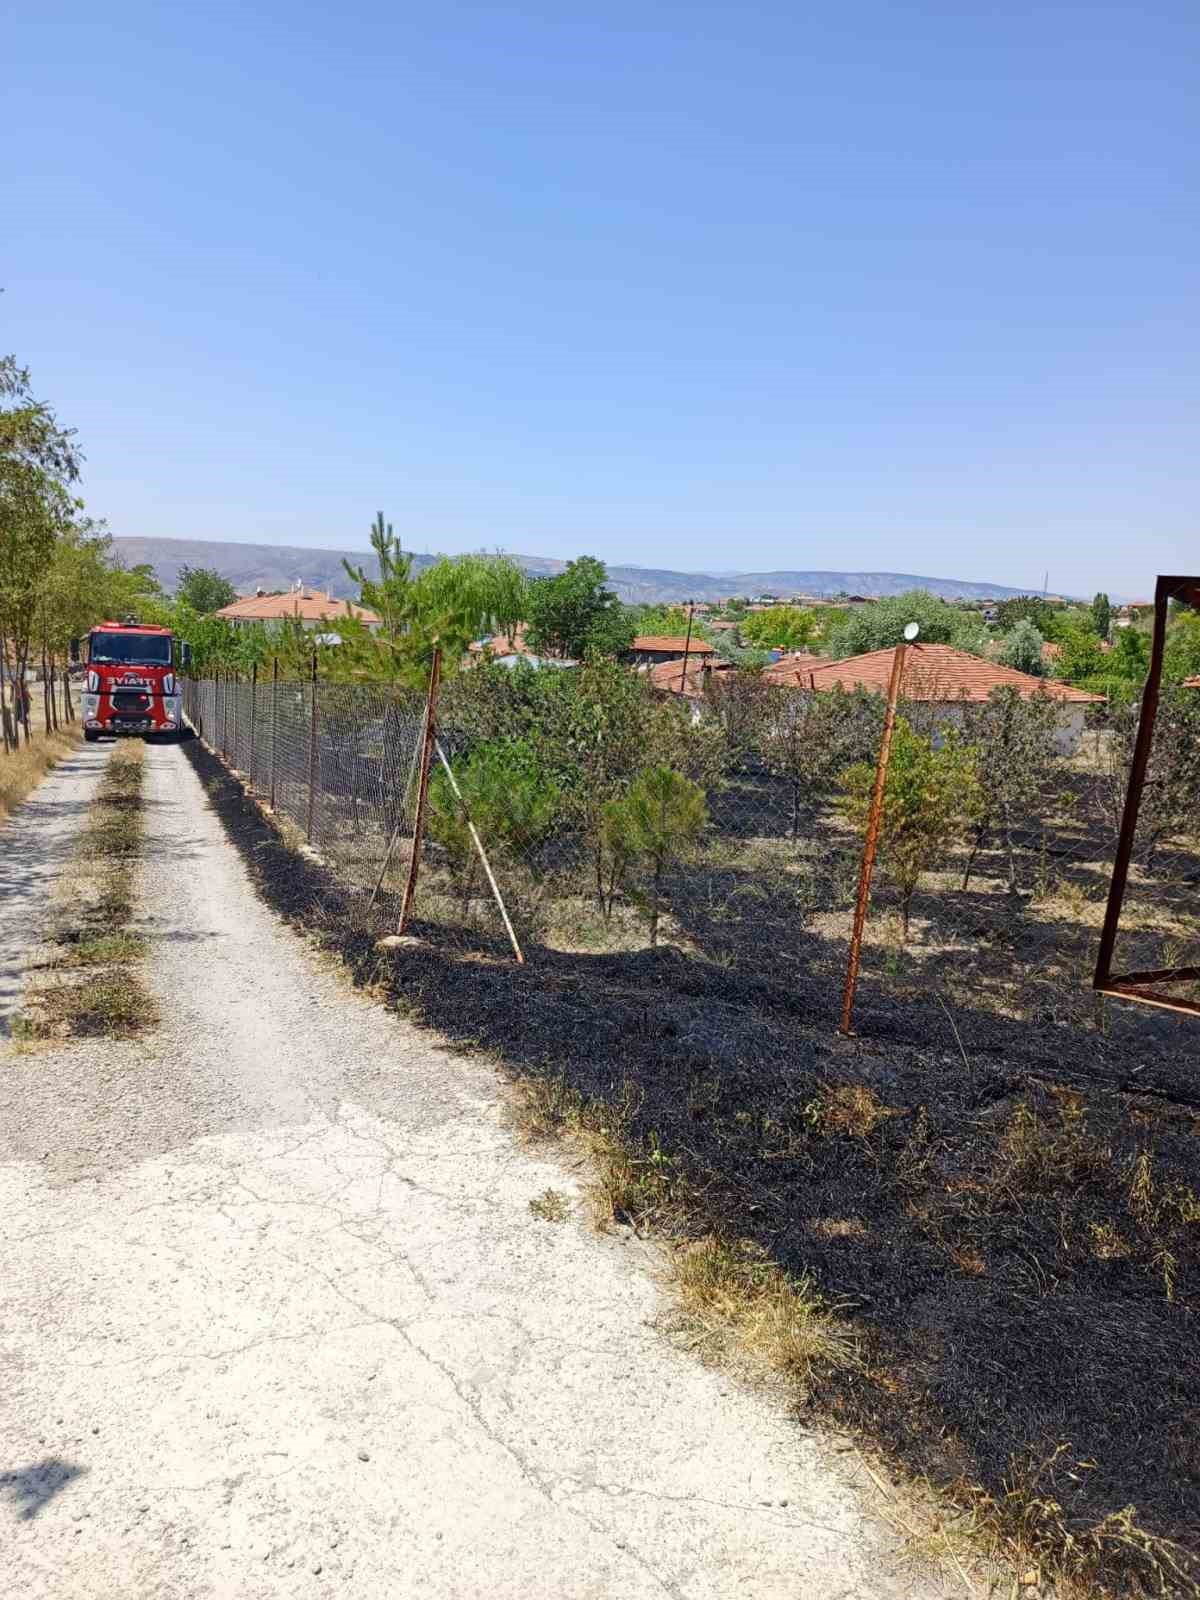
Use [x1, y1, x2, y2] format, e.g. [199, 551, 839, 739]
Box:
[305, 652, 319, 844]
[269, 657, 279, 811]
[839, 639, 908, 1036]
[398, 647, 442, 934]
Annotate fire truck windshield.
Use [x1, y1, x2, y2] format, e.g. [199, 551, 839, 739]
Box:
[90, 632, 172, 666]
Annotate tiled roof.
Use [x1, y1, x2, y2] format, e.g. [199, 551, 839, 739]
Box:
[760, 652, 823, 686]
[647, 658, 733, 698]
[631, 635, 717, 655]
[801, 643, 1104, 704]
[215, 589, 380, 624]
[469, 624, 535, 657]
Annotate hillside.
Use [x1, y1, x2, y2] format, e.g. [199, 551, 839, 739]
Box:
[112, 535, 1039, 605]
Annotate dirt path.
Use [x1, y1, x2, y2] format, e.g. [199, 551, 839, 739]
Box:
[0, 742, 110, 1033]
[0, 741, 940, 1599]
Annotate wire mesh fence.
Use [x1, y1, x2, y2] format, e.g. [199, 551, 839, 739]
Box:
[183, 661, 1200, 1058]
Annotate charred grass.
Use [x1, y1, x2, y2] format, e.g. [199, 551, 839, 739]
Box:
[20, 741, 156, 1040]
[189, 735, 1200, 1598]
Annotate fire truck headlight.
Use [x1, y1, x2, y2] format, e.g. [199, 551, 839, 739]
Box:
[86, 669, 100, 693]
[162, 673, 176, 695]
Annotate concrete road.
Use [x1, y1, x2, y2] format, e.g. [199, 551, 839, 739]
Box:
[0, 741, 937, 1598]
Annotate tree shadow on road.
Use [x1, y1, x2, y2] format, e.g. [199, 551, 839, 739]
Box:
[0, 1459, 86, 1521]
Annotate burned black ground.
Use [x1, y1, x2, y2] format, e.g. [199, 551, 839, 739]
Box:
[188, 738, 1200, 1596]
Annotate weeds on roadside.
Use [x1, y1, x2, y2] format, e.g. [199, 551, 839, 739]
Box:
[20, 742, 156, 1041]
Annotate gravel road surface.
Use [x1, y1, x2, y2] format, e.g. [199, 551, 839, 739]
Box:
[0, 740, 940, 1598]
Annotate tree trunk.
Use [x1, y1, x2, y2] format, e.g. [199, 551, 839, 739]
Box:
[901, 891, 912, 942]
[63, 660, 73, 723]
[0, 630, 12, 753]
[41, 648, 52, 735]
[649, 857, 662, 947]
[961, 818, 988, 891]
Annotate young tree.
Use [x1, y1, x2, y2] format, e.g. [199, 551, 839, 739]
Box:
[602, 766, 708, 945]
[524, 556, 635, 660]
[427, 737, 561, 917]
[1091, 592, 1112, 639]
[176, 565, 237, 614]
[339, 512, 528, 685]
[739, 605, 817, 652]
[840, 720, 982, 939]
[762, 685, 886, 836]
[999, 619, 1047, 677]
[959, 687, 1062, 891]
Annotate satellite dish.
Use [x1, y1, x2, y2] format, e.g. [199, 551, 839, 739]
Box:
[903, 622, 920, 641]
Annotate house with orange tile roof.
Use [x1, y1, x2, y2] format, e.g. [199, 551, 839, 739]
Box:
[628, 634, 719, 667]
[774, 642, 1103, 754]
[214, 584, 380, 631]
[646, 657, 734, 698]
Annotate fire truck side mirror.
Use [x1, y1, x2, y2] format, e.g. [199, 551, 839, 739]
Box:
[69, 637, 81, 663]
[179, 642, 193, 668]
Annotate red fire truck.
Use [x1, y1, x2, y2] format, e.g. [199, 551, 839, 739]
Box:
[77, 620, 191, 741]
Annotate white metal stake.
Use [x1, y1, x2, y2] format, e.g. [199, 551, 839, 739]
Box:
[434, 739, 525, 965]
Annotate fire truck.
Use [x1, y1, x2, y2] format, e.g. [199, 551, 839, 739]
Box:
[76, 620, 191, 742]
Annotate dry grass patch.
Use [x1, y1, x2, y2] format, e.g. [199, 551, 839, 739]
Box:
[21, 741, 156, 1040]
[0, 727, 82, 824]
[673, 1235, 860, 1395]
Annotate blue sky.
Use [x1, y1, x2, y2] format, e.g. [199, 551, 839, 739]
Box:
[7, 2, 1198, 594]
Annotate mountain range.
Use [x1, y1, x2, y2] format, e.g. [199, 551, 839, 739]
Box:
[112, 536, 1044, 606]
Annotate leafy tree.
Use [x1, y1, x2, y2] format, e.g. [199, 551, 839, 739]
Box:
[336, 511, 528, 685]
[994, 595, 1060, 635]
[602, 766, 707, 945]
[631, 603, 711, 640]
[427, 737, 561, 917]
[0, 356, 82, 743]
[1056, 618, 1107, 684]
[999, 619, 1047, 677]
[1107, 627, 1150, 683]
[176, 565, 236, 614]
[1091, 592, 1112, 639]
[739, 605, 817, 652]
[840, 720, 982, 939]
[825, 590, 987, 657]
[1164, 611, 1200, 684]
[524, 556, 635, 660]
[959, 687, 1062, 891]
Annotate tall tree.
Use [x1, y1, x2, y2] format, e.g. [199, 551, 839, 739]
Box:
[524, 556, 635, 660]
[0, 357, 82, 743]
[176, 565, 236, 614]
[1091, 592, 1112, 639]
[999, 619, 1047, 677]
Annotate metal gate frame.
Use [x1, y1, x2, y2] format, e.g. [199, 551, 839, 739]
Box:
[1094, 573, 1200, 1017]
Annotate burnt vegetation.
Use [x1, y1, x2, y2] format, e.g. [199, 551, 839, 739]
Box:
[190, 726, 1200, 1599]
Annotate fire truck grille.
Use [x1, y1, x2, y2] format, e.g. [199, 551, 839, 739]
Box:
[112, 692, 151, 713]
